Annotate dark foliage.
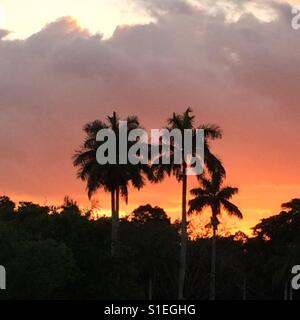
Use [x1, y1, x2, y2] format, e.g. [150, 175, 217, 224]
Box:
[0, 196, 299, 300]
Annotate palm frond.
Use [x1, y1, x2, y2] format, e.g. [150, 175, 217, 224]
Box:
[200, 124, 223, 140]
[218, 186, 239, 200]
[190, 187, 208, 197]
[204, 147, 225, 178]
[221, 199, 243, 219]
[188, 197, 210, 215]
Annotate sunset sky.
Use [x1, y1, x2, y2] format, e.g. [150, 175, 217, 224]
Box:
[0, 0, 300, 235]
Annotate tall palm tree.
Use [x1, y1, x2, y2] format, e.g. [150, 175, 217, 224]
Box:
[73, 112, 153, 256]
[188, 173, 242, 300]
[152, 108, 225, 299]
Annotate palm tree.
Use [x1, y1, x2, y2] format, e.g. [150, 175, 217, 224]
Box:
[152, 108, 225, 299]
[73, 112, 153, 256]
[188, 173, 242, 300]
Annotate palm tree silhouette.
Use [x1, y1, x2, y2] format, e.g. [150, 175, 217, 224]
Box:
[73, 112, 153, 256]
[188, 173, 242, 300]
[152, 108, 225, 299]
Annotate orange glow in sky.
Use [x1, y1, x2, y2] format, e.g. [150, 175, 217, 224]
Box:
[0, 0, 299, 236]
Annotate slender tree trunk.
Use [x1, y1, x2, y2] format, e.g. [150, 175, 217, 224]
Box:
[115, 186, 120, 252]
[111, 189, 117, 257]
[209, 223, 217, 300]
[178, 163, 187, 300]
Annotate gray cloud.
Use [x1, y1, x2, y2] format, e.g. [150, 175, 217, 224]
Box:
[133, 0, 195, 16]
[0, 1, 299, 199]
[0, 29, 10, 39]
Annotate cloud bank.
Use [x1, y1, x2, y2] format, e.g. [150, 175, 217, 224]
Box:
[0, 1, 299, 218]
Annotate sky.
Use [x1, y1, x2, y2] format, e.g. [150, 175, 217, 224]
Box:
[0, 0, 153, 39]
[0, 0, 300, 235]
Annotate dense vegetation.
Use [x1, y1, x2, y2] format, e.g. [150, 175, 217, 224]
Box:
[0, 195, 299, 300]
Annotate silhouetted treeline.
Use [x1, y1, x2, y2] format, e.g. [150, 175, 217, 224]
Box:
[0, 196, 299, 300]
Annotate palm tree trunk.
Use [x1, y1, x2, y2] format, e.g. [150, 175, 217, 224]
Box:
[209, 224, 217, 300]
[115, 186, 120, 251]
[111, 189, 117, 257]
[178, 163, 187, 300]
